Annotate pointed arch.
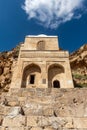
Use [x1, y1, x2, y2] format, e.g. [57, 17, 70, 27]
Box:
[21, 63, 41, 88]
[48, 63, 64, 88]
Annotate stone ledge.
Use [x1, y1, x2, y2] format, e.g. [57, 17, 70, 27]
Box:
[2, 116, 87, 128]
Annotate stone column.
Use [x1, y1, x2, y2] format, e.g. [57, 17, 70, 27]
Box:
[65, 59, 74, 88]
[10, 59, 23, 89]
[41, 61, 48, 88]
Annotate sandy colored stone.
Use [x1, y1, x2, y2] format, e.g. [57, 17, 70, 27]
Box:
[2, 115, 25, 127]
[3, 96, 19, 107]
[27, 116, 39, 127]
[0, 105, 5, 115]
[1, 127, 24, 130]
[31, 127, 42, 130]
[73, 118, 87, 128]
[43, 108, 53, 116]
[10, 35, 74, 89]
[44, 127, 54, 130]
[0, 127, 5, 130]
[38, 117, 50, 127]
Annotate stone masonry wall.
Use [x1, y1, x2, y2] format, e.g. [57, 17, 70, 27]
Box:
[0, 88, 87, 129]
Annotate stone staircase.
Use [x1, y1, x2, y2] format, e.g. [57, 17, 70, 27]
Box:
[0, 88, 87, 130]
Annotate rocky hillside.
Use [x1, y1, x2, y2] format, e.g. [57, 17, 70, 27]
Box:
[70, 44, 87, 88]
[0, 43, 86, 92]
[0, 45, 20, 93]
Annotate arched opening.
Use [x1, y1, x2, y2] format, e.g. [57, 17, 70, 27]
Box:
[21, 63, 41, 88]
[37, 40, 45, 50]
[53, 80, 60, 88]
[48, 64, 64, 88]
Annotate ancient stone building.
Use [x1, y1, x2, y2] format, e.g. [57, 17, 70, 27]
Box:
[1, 35, 87, 130]
[10, 34, 74, 89]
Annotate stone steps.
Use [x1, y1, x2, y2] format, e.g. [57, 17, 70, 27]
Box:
[0, 88, 87, 129]
[1, 115, 87, 129]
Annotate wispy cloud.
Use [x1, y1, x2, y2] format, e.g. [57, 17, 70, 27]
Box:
[22, 0, 86, 29]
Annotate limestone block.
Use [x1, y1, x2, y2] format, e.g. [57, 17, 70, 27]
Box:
[24, 127, 32, 130]
[38, 117, 50, 127]
[18, 97, 27, 106]
[0, 105, 5, 115]
[84, 100, 87, 117]
[25, 89, 36, 97]
[64, 127, 76, 130]
[4, 96, 19, 106]
[2, 115, 25, 127]
[23, 103, 43, 116]
[27, 116, 40, 127]
[73, 118, 87, 128]
[30, 127, 43, 130]
[44, 127, 54, 130]
[24, 102, 41, 110]
[84, 107, 87, 117]
[2, 127, 24, 130]
[6, 107, 24, 117]
[23, 108, 42, 116]
[21, 91, 29, 97]
[7, 101, 19, 107]
[0, 116, 3, 126]
[4, 107, 12, 116]
[0, 127, 4, 130]
[0, 96, 5, 105]
[64, 118, 74, 129]
[9, 88, 22, 96]
[42, 108, 53, 116]
[18, 97, 27, 102]
[27, 95, 52, 105]
[47, 117, 74, 129]
[53, 107, 70, 117]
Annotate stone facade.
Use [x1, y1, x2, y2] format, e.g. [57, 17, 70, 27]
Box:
[0, 36, 87, 129]
[10, 35, 73, 89]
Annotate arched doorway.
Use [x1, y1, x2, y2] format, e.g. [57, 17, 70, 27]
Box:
[21, 63, 41, 88]
[48, 64, 64, 88]
[53, 80, 60, 88]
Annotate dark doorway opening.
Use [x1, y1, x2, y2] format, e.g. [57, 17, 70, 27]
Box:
[53, 80, 60, 88]
[30, 75, 35, 84]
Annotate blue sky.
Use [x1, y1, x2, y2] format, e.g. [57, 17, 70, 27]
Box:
[0, 0, 87, 53]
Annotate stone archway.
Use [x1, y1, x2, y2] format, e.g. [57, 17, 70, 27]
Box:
[21, 63, 41, 88]
[48, 64, 64, 88]
[53, 80, 60, 88]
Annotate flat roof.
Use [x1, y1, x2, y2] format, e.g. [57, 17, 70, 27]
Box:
[26, 34, 58, 38]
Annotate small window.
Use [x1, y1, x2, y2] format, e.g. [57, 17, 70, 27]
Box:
[30, 75, 35, 84]
[37, 40, 45, 50]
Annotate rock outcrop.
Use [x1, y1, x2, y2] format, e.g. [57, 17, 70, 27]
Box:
[70, 44, 87, 87]
[0, 45, 20, 93]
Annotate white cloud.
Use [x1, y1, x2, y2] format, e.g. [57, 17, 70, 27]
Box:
[22, 0, 85, 29]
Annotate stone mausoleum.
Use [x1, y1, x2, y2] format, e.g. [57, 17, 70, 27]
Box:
[11, 34, 74, 89]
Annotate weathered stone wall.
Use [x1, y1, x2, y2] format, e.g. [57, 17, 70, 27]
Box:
[22, 64, 41, 88]
[0, 88, 87, 129]
[10, 35, 74, 89]
[24, 36, 59, 50]
[11, 50, 74, 89]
